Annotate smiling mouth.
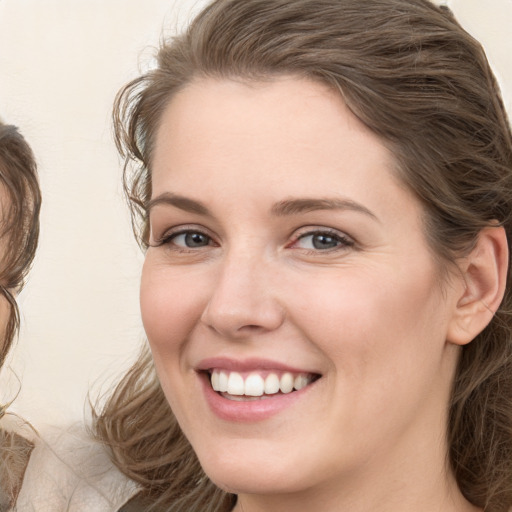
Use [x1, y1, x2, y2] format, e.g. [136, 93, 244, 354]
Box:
[207, 369, 320, 401]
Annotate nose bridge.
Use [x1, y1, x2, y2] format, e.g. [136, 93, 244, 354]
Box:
[201, 243, 284, 336]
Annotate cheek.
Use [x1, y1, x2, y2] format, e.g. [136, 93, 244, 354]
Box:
[140, 259, 201, 357]
[140, 255, 220, 371]
[0, 296, 11, 344]
[287, 268, 453, 443]
[289, 264, 448, 376]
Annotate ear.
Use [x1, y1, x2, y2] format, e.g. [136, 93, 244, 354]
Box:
[447, 226, 509, 346]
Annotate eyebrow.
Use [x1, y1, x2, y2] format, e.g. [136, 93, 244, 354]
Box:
[147, 193, 212, 216]
[271, 197, 378, 221]
[147, 193, 378, 221]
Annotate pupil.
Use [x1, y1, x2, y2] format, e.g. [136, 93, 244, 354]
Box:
[313, 234, 338, 249]
[186, 233, 208, 247]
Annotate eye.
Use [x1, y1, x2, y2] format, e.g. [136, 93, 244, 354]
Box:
[292, 230, 354, 251]
[152, 228, 215, 249]
[172, 231, 211, 248]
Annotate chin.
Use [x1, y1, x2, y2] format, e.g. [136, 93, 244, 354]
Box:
[207, 467, 301, 496]
[196, 442, 312, 496]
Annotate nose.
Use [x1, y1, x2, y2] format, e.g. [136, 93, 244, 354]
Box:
[200, 252, 285, 338]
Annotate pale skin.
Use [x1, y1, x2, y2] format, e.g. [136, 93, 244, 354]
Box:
[141, 77, 507, 512]
[0, 296, 10, 350]
[0, 186, 13, 350]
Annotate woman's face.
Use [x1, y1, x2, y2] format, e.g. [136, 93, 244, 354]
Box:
[0, 295, 10, 355]
[0, 189, 12, 355]
[141, 78, 464, 500]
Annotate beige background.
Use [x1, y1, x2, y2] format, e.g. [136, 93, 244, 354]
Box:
[0, 0, 511, 427]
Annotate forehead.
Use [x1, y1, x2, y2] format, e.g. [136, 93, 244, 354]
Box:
[152, 78, 415, 215]
[152, 76, 400, 188]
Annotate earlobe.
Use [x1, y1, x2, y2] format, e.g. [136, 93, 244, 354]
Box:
[447, 225, 509, 346]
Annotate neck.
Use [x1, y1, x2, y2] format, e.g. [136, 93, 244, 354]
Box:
[232, 423, 480, 512]
[233, 472, 480, 512]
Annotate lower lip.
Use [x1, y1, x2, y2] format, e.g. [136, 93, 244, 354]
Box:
[199, 373, 315, 422]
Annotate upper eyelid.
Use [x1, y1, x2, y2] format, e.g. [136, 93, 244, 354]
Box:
[288, 227, 356, 251]
[150, 225, 216, 248]
[291, 225, 354, 241]
[154, 224, 213, 238]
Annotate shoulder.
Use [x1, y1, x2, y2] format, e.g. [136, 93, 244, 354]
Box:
[13, 421, 140, 512]
[0, 414, 35, 511]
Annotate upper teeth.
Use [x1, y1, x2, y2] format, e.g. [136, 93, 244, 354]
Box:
[210, 370, 312, 397]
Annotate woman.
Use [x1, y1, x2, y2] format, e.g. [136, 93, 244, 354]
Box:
[0, 120, 41, 509]
[0, 121, 137, 511]
[0, 122, 40, 369]
[95, 0, 512, 511]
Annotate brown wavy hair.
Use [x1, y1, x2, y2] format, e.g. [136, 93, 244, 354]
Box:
[94, 1, 512, 510]
[0, 121, 41, 371]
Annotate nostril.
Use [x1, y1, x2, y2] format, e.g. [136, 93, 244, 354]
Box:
[201, 293, 285, 337]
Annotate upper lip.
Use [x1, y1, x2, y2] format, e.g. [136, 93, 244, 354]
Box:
[196, 357, 320, 375]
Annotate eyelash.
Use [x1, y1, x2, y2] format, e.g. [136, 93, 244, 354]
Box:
[288, 228, 355, 253]
[152, 226, 215, 251]
[152, 226, 355, 254]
